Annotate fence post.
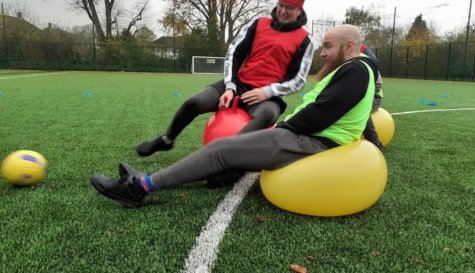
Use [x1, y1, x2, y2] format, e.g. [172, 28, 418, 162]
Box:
[389, 7, 396, 77]
[1, 3, 10, 68]
[424, 45, 429, 80]
[445, 43, 452, 81]
[472, 54, 475, 82]
[57, 43, 61, 70]
[92, 24, 96, 70]
[405, 46, 409, 78]
[389, 45, 393, 77]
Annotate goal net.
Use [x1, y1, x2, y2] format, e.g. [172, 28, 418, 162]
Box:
[191, 56, 225, 74]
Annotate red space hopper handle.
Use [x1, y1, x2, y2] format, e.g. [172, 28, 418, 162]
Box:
[223, 95, 240, 113]
[203, 96, 251, 145]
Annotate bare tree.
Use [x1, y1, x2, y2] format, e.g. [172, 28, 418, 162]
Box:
[161, 0, 274, 46]
[69, 0, 149, 42]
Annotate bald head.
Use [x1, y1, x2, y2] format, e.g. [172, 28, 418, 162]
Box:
[324, 24, 362, 60]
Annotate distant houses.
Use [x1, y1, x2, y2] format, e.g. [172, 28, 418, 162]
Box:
[150, 36, 184, 58]
[0, 13, 42, 41]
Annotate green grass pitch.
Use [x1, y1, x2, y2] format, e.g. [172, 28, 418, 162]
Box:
[0, 71, 474, 272]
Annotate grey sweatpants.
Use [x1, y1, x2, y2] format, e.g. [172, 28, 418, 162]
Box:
[150, 128, 328, 189]
[166, 80, 281, 139]
[363, 97, 382, 146]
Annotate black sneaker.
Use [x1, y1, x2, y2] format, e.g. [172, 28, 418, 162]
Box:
[136, 135, 174, 157]
[91, 174, 146, 208]
[119, 162, 147, 179]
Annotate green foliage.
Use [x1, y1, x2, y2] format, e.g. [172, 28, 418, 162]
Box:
[406, 14, 431, 42]
[94, 38, 160, 71]
[342, 6, 401, 50]
[365, 27, 399, 48]
[401, 15, 439, 59]
[182, 28, 225, 57]
[207, 14, 222, 45]
[133, 26, 156, 45]
[344, 7, 382, 41]
[444, 24, 475, 43]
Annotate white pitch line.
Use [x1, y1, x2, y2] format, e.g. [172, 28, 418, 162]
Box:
[0, 71, 73, 80]
[181, 172, 259, 273]
[392, 108, 475, 116]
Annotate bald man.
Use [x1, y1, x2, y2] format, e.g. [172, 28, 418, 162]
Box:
[91, 25, 379, 208]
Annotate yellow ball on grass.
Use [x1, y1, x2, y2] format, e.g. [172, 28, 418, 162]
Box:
[1, 150, 47, 186]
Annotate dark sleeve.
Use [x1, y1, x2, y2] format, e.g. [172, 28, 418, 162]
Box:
[224, 19, 258, 85]
[282, 36, 313, 82]
[363, 47, 378, 65]
[277, 61, 370, 135]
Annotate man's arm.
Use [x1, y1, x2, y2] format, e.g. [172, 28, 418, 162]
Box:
[277, 61, 370, 135]
[224, 19, 259, 92]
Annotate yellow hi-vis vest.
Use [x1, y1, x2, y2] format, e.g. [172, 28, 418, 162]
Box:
[284, 60, 375, 145]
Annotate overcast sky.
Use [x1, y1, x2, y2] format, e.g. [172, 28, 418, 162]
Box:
[2, 0, 473, 39]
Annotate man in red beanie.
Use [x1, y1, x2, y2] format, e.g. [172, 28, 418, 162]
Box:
[136, 0, 314, 186]
[136, 0, 314, 158]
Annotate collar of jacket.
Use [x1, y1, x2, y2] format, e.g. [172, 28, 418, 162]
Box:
[270, 7, 308, 32]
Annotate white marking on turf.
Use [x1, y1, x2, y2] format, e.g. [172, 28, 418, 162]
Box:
[181, 172, 259, 273]
[0, 71, 73, 80]
[392, 108, 475, 115]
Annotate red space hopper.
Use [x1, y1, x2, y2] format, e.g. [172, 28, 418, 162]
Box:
[203, 96, 251, 145]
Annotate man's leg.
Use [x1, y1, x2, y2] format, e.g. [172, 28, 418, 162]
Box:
[92, 128, 329, 207]
[363, 97, 384, 151]
[151, 128, 328, 190]
[372, 97, 382, 111]
[207, 100, 281, 187]
[363, 117, 383, 151]
[239, 100, 280, 134]
[136, 81, 224, 157]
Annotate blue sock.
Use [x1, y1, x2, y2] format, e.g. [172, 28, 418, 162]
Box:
[139, 175, 156, 193]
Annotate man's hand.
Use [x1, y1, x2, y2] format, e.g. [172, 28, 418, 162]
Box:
[219, 89, 235, 109]
[241, 88, 267, 106]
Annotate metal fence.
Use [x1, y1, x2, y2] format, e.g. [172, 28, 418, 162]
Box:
[377, 41, 475, 81]
[0, 40, 226, 73]
[310, 41, 475, 82]
[0, 39, 474, 81]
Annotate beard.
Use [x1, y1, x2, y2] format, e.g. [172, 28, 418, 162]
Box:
[316, 47, 346, 81]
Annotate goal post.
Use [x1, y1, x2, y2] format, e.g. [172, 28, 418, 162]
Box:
[191, 56, 226, 74]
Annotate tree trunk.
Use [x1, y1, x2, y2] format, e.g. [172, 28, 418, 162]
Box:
[104, 0, 114, 39]
[83, 0, 106, 42]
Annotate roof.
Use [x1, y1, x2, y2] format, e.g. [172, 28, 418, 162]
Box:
[151, 36, 185, 47]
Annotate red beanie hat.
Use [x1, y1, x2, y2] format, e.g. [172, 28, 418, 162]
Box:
[280, 0, 304, 9]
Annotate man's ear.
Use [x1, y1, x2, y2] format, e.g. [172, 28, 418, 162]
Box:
[347, 41, 355, 52]
[344, 41, 356, 55]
